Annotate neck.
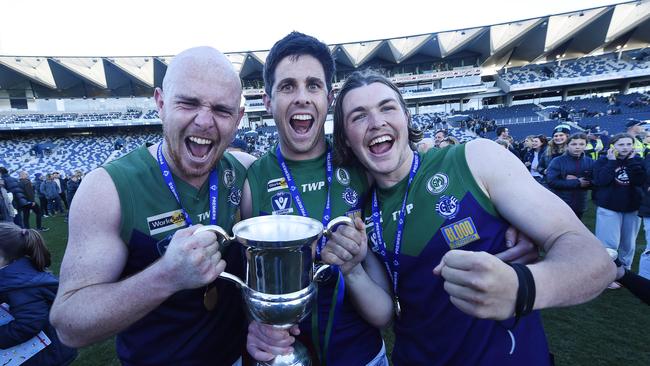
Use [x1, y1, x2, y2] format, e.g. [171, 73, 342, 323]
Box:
[374, 149, 414, 189]
[154, 142, 209, 189]
[278, 138, 327, 161]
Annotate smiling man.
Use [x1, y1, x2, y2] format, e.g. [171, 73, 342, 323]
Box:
[50, 47, 255, 366]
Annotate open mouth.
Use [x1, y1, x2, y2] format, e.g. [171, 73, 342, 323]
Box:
[289, 114, 314, 135]
[368, 135, 394, 154]
[185, 136, 214, 159]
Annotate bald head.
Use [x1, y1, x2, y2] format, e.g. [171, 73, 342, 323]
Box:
[162, 46, 242, 98]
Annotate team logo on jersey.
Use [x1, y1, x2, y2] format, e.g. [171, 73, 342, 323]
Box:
[223, 169, 236, 188]
[335, 168, 351, 186]
[441, 217, 480, 249]
[271, 192, 293, 214]
[267, 177, 288, 192]
[435, 195, 460, 220]
[342, 187, 359, 207]
[427, 173, 449, 195]
[147, 209, 187, 236]
[229, 188, 242, 206]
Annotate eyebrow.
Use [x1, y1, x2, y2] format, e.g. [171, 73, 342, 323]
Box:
[348, 97, 397, 115]
[173, 94, 237, 114]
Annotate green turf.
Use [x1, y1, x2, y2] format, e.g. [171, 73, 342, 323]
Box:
[34, 203, 648, 365]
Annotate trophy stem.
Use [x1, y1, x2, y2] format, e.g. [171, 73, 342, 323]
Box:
[257, 339, 312, 366]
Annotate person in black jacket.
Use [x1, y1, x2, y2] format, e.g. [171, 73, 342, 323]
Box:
[593, 133, 646, 287]
[18, 171, 48, 232]
[0, 222, 77, 365]
[546, 133, 595, 219]
[0, 167, 30, 228]
[638, 154, 650, 280]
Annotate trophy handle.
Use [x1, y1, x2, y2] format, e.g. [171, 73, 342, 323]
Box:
[313, 264, 332, 283]
[323, 216, 354, 238]
[193, 225, 235, 246]
[218, 271, 248, 289]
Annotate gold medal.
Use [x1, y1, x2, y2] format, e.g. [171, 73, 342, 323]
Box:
[203, 286, 218, 311]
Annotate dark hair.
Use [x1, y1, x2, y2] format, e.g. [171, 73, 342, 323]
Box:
[0, 167, 7, 175]
[0, 223, 51, 271]
[533, 134, 548, 148]
[263, 32, 335, 98]
[434, 129, 448, 137]
[609, 132, 635, 146]
[333, 69, 423, 167]
[496, 126, 508, 136]
[567, 133, 588, 143]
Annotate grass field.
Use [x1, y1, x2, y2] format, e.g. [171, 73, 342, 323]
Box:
[36, 202, 649, 365]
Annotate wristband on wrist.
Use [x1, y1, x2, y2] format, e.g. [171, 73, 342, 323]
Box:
[508, 263, 536, 329]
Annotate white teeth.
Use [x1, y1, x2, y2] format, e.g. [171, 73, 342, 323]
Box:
[291, 114, 312, 121]
[369, 135, 393, 146]
[188, 136, 211, 145]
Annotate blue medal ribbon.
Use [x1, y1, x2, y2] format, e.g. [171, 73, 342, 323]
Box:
[275, 144, 341, 366]
[371, 151, 420, 317]
[275, 145, 332, 259]
[157, 142, 219, 226]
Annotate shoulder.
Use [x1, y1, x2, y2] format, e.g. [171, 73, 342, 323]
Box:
[227, 151, 257, 170]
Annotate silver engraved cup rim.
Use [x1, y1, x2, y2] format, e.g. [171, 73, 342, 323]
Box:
[232, 215, 324, 249]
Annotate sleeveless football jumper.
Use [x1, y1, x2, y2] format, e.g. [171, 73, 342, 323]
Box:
[247, 143, 383, 366]
[104, 145, 247, 366]
[367, 145, 550, 366]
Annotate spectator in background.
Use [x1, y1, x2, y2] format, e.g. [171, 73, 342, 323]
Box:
[0, 167, 29, 228]
[438, 136, 459, 148]
[227, 138, 248, 152]
[593, 133, 646, 289]
[52, 172, 68, 211]
[539, 124, 570, 175]
[638, 153, 650, 280]
[626, 119, 648, 157]
[0, 223, 77, 365]
[34, 174, 49, 217]
[0, 178, 15, 222]
[40, 174, 62, 216]
[546, 133, 594, 219]
[524, 135, 548, 184]
[433, 129, 447, 148]
[18, 171, 48, 232]
[585, 131, 604, 160]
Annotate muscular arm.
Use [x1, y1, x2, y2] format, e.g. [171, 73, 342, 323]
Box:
[50, 169, 223, 347]
[467, 139, 615, 310]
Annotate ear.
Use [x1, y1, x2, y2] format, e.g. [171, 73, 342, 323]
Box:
[263, 93, 273, 114]
[154, 88, 164, 113]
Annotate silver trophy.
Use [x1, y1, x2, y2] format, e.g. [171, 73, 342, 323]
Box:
[195, 215, 352, 366]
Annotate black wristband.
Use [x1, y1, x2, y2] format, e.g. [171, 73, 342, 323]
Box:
[509, 263, 536, 328]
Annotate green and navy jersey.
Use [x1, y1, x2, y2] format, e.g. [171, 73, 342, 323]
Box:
[103, 144, 247, 366]
[247, 144, 383, 365]
[366, 145, 550, 366]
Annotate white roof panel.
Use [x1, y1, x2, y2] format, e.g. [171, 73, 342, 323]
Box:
[490, 19, 541, 55]
[0, 57, 56, 89]
[252, 51, 269, 64]
[388, 35, 432, 61]
[108, 57, 154, 87]
[437, 27, 484, 57]
[342, 40, 382, 66]
[606, 0, 650, 42]
[545, 7, 608, 51]
[225, 53, 246, 73]
[52, 57, 107, 88]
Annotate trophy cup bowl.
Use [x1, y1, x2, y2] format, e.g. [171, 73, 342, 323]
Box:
[194, 215, 352, 366]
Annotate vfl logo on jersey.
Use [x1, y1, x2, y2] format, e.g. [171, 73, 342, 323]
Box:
[342, 187, 359, 207]
[147, 209, 187, 236]
[229, 188, 242, 206]
[223, 169, 236, 189]
[441, 217, 480, 249]
[271, 192, 293, 214]
[267, 177, 288, 192]
[427, 173, 449, 195]
[435, 195, 460, 220]
[335, 168, 351, 186]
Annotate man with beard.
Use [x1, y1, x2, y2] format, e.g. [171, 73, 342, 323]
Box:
[50, 47, 253, 366]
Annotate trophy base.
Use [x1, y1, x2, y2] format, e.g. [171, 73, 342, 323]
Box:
[257, 340, 312, 366]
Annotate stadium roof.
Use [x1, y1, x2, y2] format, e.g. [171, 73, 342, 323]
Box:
[0, 0, 649, 98]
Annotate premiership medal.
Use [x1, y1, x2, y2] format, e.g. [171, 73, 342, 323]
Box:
[394, 297, 402, 318]
[204, 286, 218, 311]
